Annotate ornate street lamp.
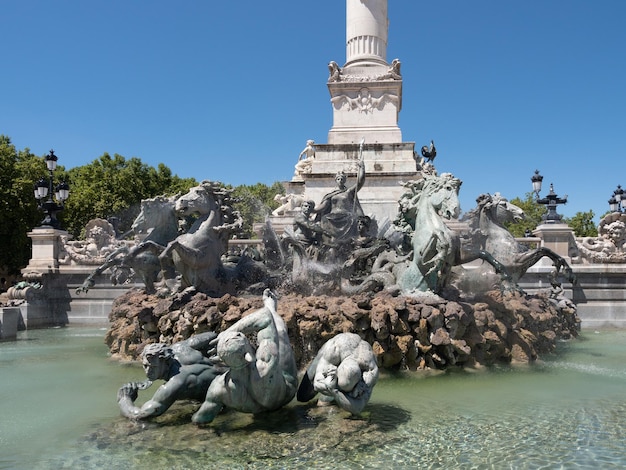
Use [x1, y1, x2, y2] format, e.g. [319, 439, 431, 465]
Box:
[531, 169, 543, 201]
[608, 185, 624, 213]
[531, 170, 567, 223]
[33, 150, 70, 229]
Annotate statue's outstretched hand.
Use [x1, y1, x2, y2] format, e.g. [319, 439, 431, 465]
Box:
[206, 335, 227, 366]
[207, 335, 220, 357]
[117, 382, 139, 402]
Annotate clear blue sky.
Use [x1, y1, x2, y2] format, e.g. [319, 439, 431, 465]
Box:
[3, 1, 625, 223]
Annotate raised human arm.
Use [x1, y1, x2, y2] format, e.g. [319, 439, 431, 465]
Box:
[223, 308, 273, 337]
[175, 332, 218, 363]
[312, 197, 329, 220]
[355, 158, 366, 192]
[184, 331, 218, 351]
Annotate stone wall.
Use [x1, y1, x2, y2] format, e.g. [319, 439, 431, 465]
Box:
[105, 288, 579, 371]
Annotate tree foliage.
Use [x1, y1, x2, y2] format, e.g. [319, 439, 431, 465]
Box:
[0, 140, 199, 274]
[63, 154, 197, 238]
[563, 210, 597, 237]
[0, 134, 292, 272]
[0, 136, 49, 274]
[230, 182, 284, 238]
[504, 192, 598, 238]
[502, 192, 548, 237]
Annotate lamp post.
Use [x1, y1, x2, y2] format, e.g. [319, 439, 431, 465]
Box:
[531, 170, 567, 223]
[33, 150, 70, 229]
[608, 184, 624, 213]
[531, 169, 543, 200]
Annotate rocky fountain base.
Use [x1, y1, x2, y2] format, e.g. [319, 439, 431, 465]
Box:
[106, 287, 579, 371]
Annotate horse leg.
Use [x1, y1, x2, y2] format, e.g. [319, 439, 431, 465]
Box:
[537, 248, 577, 284]
[460, 249, 514, 284]
[141, 271, 156, 294]
[158, 240, 180, 288]
[480, 251, 512, 281]
[134, 240, 166, 256]
[516, 249, 577, 285]
[76, 251, 126, 294]
[161, 242, 211, 271]
[123, 253, 160, 294]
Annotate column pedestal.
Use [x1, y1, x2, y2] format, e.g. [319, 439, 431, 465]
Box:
[23, 227, 68, 273]
[532, 223, 576, 263]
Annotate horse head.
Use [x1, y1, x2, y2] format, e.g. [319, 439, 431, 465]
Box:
[132, 195, 177, 235]
[476, 193, 525, 228]
[397, 173, 462, 231]
[423, 173, 461, 220]
[175, 181, 221, 217]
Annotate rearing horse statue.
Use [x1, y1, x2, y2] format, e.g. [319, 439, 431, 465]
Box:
[150, 181, 243, 296]
[398, 173, 512, 295]
[461, 193, 576, 285]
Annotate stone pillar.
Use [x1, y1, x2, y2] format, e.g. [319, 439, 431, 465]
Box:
[16, 228, 72, 328]
[326, 0, 402, 145]
[23, 227, 68, 273]
[532, 223, 576, 263]
[0, 307, 20, 340]
[288, 0, 414, 223]
[346, 0, 388, 67]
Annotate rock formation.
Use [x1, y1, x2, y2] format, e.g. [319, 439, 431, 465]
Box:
[105, 288, 579, 372]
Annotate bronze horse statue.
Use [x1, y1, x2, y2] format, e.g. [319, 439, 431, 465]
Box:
[397, 174, 512, 295]
[460, 193, 576, 286]
[147, 181, 244, 296]
[340, 173, 513, 296]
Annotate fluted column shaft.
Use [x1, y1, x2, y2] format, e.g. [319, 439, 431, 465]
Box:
[346, 0, 388, 66]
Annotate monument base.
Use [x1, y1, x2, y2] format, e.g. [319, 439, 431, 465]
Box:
[286, 142, 418, 226]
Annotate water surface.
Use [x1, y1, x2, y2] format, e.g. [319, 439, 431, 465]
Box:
[1, 327, 625, 469]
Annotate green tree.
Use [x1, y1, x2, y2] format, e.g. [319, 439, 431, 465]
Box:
[63, 153, 196, 238]
[0, 136, 49, 274]
[563, 210, 598, 237]
[502, 192, 547, 237]
[231, 182, 285, 238]
[504, 192, 598, 238]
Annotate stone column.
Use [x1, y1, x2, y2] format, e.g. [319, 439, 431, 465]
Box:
[346, 0, 388, 67]
[18, 227, 72, 329]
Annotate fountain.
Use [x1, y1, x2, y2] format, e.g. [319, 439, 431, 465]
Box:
[8, 0, 626, 331]
[3, 1, 626, 467]
[6, 0, 577, 420]
[93, 0, 582, 458]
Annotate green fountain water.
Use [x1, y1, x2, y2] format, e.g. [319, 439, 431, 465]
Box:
[1, 327, 625, 469]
